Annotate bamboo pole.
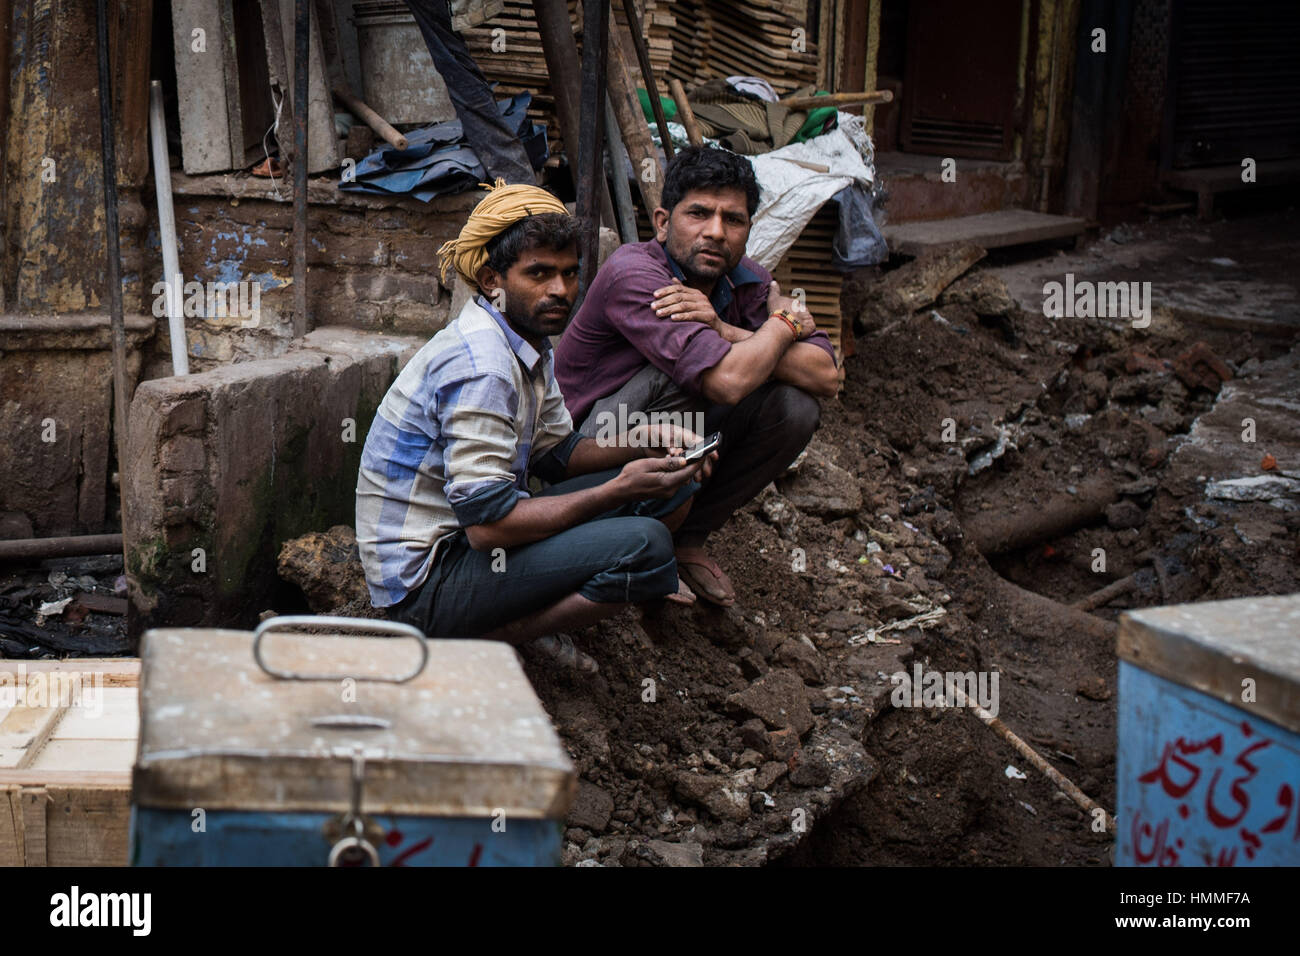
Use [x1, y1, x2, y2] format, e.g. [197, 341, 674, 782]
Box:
[945, 675, 1117, 834]
[667, 79, 702, 147]
[619, 0, 673, 160]
[331, 86, 408, 150]
[778, 90, 894, 110]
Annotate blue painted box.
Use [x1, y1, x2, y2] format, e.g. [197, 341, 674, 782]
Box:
[1117, 594, 1300, 867]
[130, 618, 575, 866]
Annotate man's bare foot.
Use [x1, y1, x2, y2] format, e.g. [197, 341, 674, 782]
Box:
[674, 547, 736, 606]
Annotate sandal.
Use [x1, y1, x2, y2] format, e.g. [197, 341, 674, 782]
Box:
[531, 634, 600, 674]
[675, 547, 736, 607]
[664, 576, 698, 606]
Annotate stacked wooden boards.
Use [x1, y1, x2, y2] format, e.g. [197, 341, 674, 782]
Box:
[771, 202, 849, 380]
[0, 659, 139, 867]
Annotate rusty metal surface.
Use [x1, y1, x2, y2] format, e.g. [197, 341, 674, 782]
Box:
[134, 628, 575, 817]
[900, 0, 1022, 160]
[1119, 594, 1300, 736]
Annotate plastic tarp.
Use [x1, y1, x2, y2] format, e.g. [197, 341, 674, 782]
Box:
[744, 120, 884, 271]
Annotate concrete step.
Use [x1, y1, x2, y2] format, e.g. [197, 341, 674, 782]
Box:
[881, 209, 1087, 257]
[874, 151, 1027, 223]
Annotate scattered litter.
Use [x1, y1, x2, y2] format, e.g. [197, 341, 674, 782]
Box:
[1005, 765, 1028, 780]
[1019, 801, 1038, 816]
[1261, 454, 1277, 471]
[114, 574, 129, 595]
[848, 605, 947, 646]
[37, 597, 73, 617]
[882, 564, 896, 575]
[1209, 257, 1238, 267]
[47, 570, 68, 588]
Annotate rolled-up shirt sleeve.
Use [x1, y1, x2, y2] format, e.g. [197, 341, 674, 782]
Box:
[605, 266, 733, 395]
[440, 372, 524, 528]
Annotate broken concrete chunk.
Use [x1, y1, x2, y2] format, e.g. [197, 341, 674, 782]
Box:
[1173, 341, 1232, 392]
[753, 761, 788, 791]
[277, 525, 370, 613]
[672, 771, 751, 823]
[567, 781, 615, 833]
[776, 441, 863, 519]
[858, 242, 987, 328]
[773, 637, 824, 685]
[789, 750, 832, 787]
[726, 668, 815, 736]
[625, 839, 705, 867]
[938, 271, 1016, 316]
[1205, 475, 1300, 510]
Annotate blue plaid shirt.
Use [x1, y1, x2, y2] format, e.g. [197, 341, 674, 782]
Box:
[355, 295, 580, 606]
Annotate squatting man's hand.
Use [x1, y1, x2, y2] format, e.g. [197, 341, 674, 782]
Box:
[614, 453, 714, 500]
[653, 280, 720, 332]
[627, 422, 717, 482]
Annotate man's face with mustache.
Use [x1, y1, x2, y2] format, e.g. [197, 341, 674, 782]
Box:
[653, 187, 752, 289]
[479, 244, 580, 342]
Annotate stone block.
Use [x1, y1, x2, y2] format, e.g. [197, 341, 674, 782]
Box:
[124, 327, 423, 632]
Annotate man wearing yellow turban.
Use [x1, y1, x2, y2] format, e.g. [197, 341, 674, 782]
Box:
[356, 183, 716, 672]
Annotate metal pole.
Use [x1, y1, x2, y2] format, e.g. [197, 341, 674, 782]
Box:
[149, 81, 189, 376]
[576, 0, 609, 301]
[293, 0, 310, 338]
[0, 535, 125, 562]
[533, 0, 617, 231]
[605, 96, 637, 243]
[619, 0, 673, 160]
[95, 0, 131, 480]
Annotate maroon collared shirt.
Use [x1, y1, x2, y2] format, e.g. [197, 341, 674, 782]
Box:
[555, 240, 835, 423]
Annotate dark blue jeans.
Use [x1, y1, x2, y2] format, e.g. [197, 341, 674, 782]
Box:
[392, 469, 693, 638]
[403, 0, 535, 184]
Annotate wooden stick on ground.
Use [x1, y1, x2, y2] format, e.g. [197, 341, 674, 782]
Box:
[668, 78, 702, 147]
[332, 86, 408, 150]
[945, 676, 1117, 834]
[778, 90, 895, 110]
[1071, 570, 1141, 613]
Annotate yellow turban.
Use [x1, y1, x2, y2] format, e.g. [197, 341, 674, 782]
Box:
[437, 179, 570, 290]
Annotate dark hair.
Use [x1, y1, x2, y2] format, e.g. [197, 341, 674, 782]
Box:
[662, 145, 760, 217]
[484, 212, 582, 276]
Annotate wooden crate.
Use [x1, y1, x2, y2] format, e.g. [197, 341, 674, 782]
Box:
[0, 659, 139, 867]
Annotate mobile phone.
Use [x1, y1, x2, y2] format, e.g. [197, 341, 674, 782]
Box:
[681, 432, 721, 463]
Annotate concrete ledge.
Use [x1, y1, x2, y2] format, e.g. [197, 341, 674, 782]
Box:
[123, 326, 425, 632]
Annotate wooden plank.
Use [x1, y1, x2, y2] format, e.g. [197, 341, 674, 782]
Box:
[42, 786, 132, 867]
[19, 788, 48, 866]
[51, 687, 140, 741]
[0, 788, 22, 864]
[0, 783, 131, 867]
[0, 704, 68, 769]
[171, 0, 241, 173]
[28, 740, 137, 774]
[0, 658, 140, 687]
[881, 210, 1086, 257]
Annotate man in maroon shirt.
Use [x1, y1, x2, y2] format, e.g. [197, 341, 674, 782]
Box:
[555, 146, 839, 606]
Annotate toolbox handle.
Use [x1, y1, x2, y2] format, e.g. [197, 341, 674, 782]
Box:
[252, 616, 429, 684]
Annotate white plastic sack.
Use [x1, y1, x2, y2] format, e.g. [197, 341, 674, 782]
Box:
[745, 124, 876, 270]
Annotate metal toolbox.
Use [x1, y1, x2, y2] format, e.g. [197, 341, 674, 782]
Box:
[1116, 594, 1300, 866]
[130, 617, 575, 866]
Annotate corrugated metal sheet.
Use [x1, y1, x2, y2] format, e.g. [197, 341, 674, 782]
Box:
[1169, 0, 1300, 168]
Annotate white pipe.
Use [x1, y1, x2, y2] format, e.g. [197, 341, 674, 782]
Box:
[149, 79, 189, 376]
